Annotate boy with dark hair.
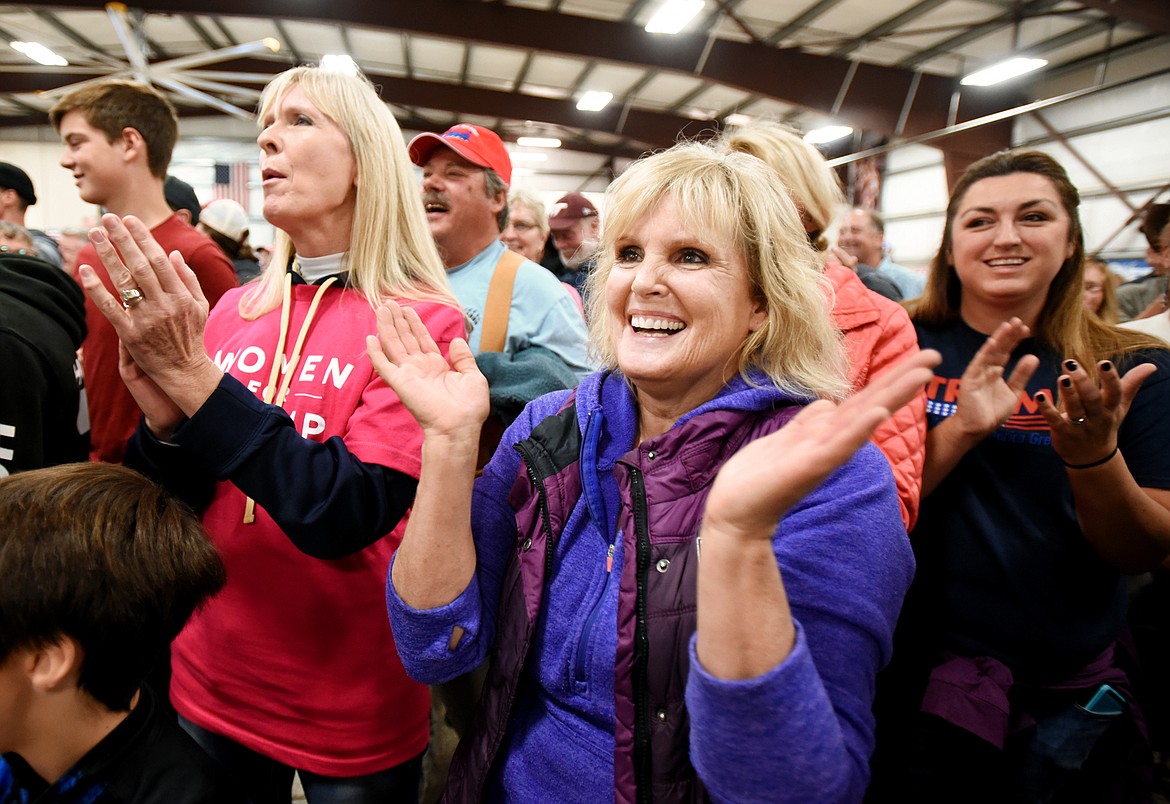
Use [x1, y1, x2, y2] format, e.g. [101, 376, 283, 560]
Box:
[0, 462, 244, 803]
[50, 80, 237, 464]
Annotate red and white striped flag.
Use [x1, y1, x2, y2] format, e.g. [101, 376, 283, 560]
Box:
[212, 162, 250, 212]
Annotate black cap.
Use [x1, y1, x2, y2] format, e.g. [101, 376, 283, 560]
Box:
[164, 175, 200, 226]
[0, 162, 36, 206]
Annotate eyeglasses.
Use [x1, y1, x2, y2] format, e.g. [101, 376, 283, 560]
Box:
[509, 221, 539, 233]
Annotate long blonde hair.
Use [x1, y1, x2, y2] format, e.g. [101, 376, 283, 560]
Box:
[716, 121, 844, 253]
[241, 66, 456, 318]
[910, 149, 1166, 366]
[585, 142, 849, 401]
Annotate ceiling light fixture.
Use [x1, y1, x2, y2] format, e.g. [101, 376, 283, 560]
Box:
[576, 91, 613, 112]
[724, 113, 753, 127]
[516, 136, 562, 148]
[10, 41, 68, 67]
[961, 56, 1047, 87]
[803, 125, 853, 144]
[645, 0, 705, 35]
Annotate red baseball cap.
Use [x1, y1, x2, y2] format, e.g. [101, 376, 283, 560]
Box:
[548, 193, 599, 232]
[408, 123, 512, 186]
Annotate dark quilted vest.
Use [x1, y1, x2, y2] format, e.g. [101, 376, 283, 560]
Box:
[444, 396, 800, 803]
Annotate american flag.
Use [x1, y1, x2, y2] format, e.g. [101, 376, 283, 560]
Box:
[212, 162, 250, 212]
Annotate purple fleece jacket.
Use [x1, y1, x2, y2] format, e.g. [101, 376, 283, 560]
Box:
[387, 371, 913, 802]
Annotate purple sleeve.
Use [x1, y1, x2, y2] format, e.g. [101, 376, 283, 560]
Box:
[687, 443, 912, 803]
[386, 389, 575, 684]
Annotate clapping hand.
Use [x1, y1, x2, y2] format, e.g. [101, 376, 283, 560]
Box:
[702, 348, 941, 542]
[1036, 357, 1155, 468]
[366, 300, 490, 442]
[78, 213, 222, 427]
[951, 318, 1039, 439]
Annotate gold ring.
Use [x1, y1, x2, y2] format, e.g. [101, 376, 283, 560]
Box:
[119, 287, 145, 307]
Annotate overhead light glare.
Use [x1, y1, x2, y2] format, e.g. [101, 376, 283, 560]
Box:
[320, 54, 359, 75]
[512, 167, 536, 177]
[509, 151, 548, 163]
[961, 56, 1047, 87]
[517, 136, 561, 148]
[803, 125, 853, 144]
[645, 0, 705, 35]
[577, 91, 613, 112]
[10, 41, 68, 67]
[262, 37, 281, 53]
[724, 113, 753, 127]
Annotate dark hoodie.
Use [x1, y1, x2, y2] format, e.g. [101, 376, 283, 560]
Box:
[0, 253, 88, 474]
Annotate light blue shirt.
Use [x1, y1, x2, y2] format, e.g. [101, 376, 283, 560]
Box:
[447, 239, 592, 379]
[874, 255, 926, 300]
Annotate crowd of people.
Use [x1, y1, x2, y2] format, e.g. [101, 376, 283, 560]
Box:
[2, 61, 1170, 804]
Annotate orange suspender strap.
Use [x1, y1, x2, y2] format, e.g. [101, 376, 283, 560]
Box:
[478, 248, 523, 353]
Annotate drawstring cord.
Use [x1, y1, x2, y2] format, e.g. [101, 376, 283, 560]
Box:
[243, 272, 339, 524]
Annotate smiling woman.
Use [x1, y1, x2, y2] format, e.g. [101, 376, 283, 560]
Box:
[871, 149, 1170, 800]
[372, 141, 937, 802]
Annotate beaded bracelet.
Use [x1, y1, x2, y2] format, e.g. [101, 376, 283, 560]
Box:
[1062, 446, 1119, 470]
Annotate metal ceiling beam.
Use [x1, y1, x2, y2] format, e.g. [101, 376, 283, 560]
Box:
[1075, 0, 1170, 36]
[511, 51, 535, 92]
[1044, 32, 1166, 80]
[272, 19, 303, 64]
[402, 33, 414, 79]
[694, 0, 745, 34]
[210, 16, 238, 46]
[831, 0, 951, 58]
[358, 67, 718, 149]
[0, 70, 123, 94]
[30, 8, 125, 68]
[0, 55, 712, 152]
[459, 42, 472, 85]
[186, 16, 222, 50]
[828, 64, 1170, 185]
[764, 0, 848, 47]
[31, 8, 105, 58]
[896, 0, 1066, 69]
[1030, 18, 1113, 56]
[710, 0, 767, 45]
[44, 0, 1014, 148]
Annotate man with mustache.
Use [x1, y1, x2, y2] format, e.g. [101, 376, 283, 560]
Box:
[409, 123, 590, 418]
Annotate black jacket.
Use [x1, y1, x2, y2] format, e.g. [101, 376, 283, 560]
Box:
[0, 687, 248, 803]
[0, 253, 88, 473]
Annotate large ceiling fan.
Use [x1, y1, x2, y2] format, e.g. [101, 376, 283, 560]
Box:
[26, 2, 281, 120]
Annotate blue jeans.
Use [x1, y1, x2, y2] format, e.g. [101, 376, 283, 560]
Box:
[179, 717, 423, 804]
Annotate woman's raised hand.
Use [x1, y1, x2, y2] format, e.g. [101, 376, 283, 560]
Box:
[78, 214, 223, 417]
[952, 318, 1039, 438]
[702, 349, 941, 542]
[367, 300, 490, 439]
[1036, 357, 1155, 467]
